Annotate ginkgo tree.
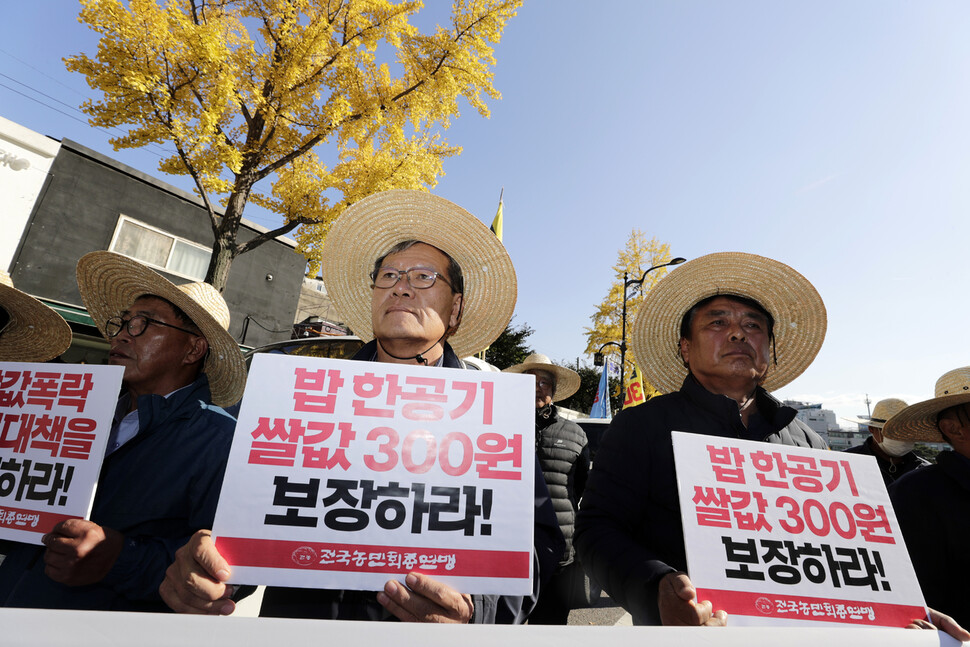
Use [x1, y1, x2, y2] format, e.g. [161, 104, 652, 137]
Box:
[67, 0, 521, 290]
[584, 229, 676, 394]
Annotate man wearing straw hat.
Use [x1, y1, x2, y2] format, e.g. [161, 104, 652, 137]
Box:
[576, 252, 829, 627]
[0, 270, 72, 363]
[161, 190, 563, 623]
[505, 353, 589, 624]
[884, 367, 970, 628]
[845, 398, 928, 486]
[0, 252, 246, 611]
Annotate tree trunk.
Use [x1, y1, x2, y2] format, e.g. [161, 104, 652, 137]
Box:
[206, 234, 236, 292]
[204, 185, 251, 291]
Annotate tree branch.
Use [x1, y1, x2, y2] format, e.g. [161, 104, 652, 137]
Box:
[235, 216, 317, 256]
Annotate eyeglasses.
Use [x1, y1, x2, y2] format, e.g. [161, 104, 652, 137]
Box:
[371, 267, 453, 290]
[105, 315, 198, 339]
[0, 304, 10, 337]
[536, 379, 555, 390]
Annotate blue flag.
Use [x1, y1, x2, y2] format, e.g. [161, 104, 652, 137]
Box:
[590, 359, 612, 419]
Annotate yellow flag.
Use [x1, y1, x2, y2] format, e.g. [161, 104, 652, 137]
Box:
[490, 196, 503, 242]
[623, 362, 648, 409]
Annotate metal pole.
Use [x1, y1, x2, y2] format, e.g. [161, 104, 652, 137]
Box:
[620, 271, 628, 389]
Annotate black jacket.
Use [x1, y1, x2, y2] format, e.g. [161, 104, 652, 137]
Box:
[260, 341, 564, 623]
[575, 374, 827, 625]
[889, 450, 970, 627]
[844, 436, 928, 486]
[535, 406, 589, 565]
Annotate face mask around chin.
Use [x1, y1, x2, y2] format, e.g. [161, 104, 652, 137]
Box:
[879, 436, 915, 457]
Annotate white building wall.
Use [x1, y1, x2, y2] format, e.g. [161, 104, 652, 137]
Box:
[0, 116, 61, 271]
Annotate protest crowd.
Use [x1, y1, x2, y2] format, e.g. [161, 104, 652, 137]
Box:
[0, 189, 967, 641]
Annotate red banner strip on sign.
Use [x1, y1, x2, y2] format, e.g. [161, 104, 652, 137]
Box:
[0, 506, 78, 535]
[695, 587, 926, 627]
[216, 536, 530, 578]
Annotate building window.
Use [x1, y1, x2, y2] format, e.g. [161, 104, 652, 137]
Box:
[109, 216, 211, 281]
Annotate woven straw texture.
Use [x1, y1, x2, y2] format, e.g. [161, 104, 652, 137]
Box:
[630, 252, 826, 394]
[319, 190, 517, 358]
[0, 272, 72, 362]
[883, 367, 970, 443]
[866, 398, 909, 429]
[75, 252, 246, 406]
[504, 353, 581, 401]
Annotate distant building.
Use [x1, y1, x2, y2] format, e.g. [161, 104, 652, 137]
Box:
[782, 400, 855, 449]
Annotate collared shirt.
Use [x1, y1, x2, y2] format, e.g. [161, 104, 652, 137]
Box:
[106, 383, 194, 455]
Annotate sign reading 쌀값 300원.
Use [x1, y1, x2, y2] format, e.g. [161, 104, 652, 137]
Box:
[672, 431, 927, 627]
[212, 354, 535, 595]
[0, 362, 123, 543]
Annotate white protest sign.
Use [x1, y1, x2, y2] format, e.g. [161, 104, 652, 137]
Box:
[212, 354, 535, 594]
[0, 362, 123, 543]
[672, 431, 927, 627]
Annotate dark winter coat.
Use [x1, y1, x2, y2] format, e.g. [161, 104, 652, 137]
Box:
[535, 406, 589, 565]
[575, 374, 827, 625]
[845, 436, 928, 486]
[889, 450, 970, 627]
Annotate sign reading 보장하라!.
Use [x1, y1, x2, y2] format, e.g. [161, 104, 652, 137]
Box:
[211, 354, 536, 594]
[672, 431, 928, 628]
[0, 362, 123, 543]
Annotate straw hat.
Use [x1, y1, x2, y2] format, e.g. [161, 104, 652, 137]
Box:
[75, 252, 246, 406]
[844, 398, 908, 429]
[319, 190, 517, 358]
[504, 353, 581, 401]
[882, 367, 970, 443]
[0, 271, 73, 362]
[629, 252, 826, 394]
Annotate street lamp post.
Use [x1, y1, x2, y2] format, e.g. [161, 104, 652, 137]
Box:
[617, 257, 687, 385]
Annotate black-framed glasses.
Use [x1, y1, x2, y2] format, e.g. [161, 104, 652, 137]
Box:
[105, 315, 198, 339]
[371, 267, 453, 290]
[0, 304, 10, 337]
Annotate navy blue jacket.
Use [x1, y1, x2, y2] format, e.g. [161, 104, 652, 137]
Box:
[259, 340, 564, 623]
[0, 375, 236, 611]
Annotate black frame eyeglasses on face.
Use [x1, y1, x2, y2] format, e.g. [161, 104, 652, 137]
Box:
[0, 304, 10, 337]
[105, 315, 198, 339]
[371, 267, 453, 290]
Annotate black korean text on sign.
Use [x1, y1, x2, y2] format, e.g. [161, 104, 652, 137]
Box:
[263, 477, 493, 536]
[721, 536, 891, 591]
[0, 457, 74, 506]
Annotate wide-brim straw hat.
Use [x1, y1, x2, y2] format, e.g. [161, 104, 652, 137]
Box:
[0, 271, 73, 362]
[319, 190, 517, 358]
[883, 367, 970, 443]
[504, 353, 581, 401]
[75, 252, 246, 407]
[844, 398, 908, 429]
[630, 252, 827, 394]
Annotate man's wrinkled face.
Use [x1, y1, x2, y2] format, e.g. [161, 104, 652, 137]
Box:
[678, 296, 770, 394]
[525, 369, 555, 410]
[109, 296, 204, 394]
[370, 243, 462, 349]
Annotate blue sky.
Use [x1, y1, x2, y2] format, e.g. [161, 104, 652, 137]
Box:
[3, 1, 969, 425]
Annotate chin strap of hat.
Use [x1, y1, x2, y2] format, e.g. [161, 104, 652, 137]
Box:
[376, 292, 464, 366]
[377, 332, 448, 366]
